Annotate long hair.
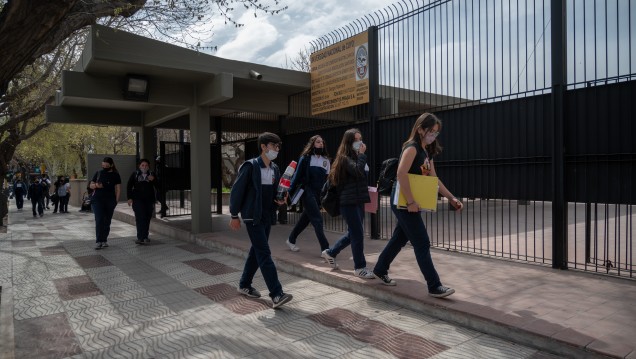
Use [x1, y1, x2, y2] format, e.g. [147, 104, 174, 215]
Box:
[402, 112, 443, 156]
[328, 128, 361, 186]
[299, 135, 329, 158]
[103, 157, 119, 173]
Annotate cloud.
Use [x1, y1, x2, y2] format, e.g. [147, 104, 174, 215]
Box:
[215, 12, 279, 62]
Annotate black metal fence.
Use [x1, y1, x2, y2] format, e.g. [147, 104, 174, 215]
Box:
[285, 0, 635, 279]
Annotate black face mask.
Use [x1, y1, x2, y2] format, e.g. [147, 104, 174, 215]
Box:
[314, 148, 324, 156]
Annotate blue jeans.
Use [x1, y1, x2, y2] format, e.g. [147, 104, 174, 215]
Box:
[132, 199, 154, 240]
[240, 221, 283, 298]
[288, 189, 330, 251]
[373, 205, 442, 291]
[327, 203, 366, 269]
[91, 198, 117, 243]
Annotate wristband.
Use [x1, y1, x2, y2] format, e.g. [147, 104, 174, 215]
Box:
[406, 201, 415, 206]
[231, 215, 239, 219]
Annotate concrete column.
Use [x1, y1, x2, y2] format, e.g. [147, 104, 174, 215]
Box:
[189, 103, 212, 234]
[139, 126, 155, 162]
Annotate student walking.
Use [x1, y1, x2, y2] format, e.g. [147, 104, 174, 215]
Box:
[229, 132, 293, 309]
[286, 135, 331, 253]
[27, 177, 45, 218]
[12, 177, 26, 211]
[127, 158, 158, 245]
[320, 128, 375, 279]
[90, 157, 121, 250]
[53, 176, 70, 213]
[373, 113, 462, 298]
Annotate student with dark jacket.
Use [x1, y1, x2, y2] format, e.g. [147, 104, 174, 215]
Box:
[321, 128, 375, 279]
[12, 177, 26, 211]
[90, 157, 121, 250]
[229, 132, 293, 309]
[27, 177, 45, 217]
[286, 135, 331, 253]
[127, 158, 158, 245]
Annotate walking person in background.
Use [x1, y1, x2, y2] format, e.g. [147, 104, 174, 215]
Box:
[12, 176, 26, 211]
[90, 157, 121, 250]
[285, 135, 331, 254]
[127, 158, 158, 245]
[373, 113, 462, 298]
[320, 128, 375, 279]
[61, 177, 71, 213]
[53, 176, 68, 213]
[229, 132, 293, 309]
[41, 174, 52, 209]
[27, 177, 45, 218]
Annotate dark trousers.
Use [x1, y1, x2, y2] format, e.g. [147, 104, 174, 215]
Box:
[374, 205, 442, 291]
[91, 198, 117, 243]
[31, 197, 43, 216]
[54, 194, 69, 213]
[44, 192, 51, 208]
[15, 194, 24, 209]
[240, 221, 283, 298]
[327, 203, 366, 269]
[133, 200, 154, 240]
[288, 189, 329, 251]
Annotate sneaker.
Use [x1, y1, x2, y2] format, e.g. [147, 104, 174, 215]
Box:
[428, 285, 455, 298]
[135, 238, 144, 245]
[94, 243, 103, 250]
[286, 239, 299, 252]
[272, 293, 293, 309]
[321, 249, 338, 269]
[374, 272, 397, 286]
[237, 286, 261, 298]
[101, 243, 109, 248]
[354, 267, 375, 279]
[144, 238, 151, 244]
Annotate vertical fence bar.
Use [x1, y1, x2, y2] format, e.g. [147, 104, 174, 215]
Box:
[551, 0, 568, 269]
[368, 26, 380, 239]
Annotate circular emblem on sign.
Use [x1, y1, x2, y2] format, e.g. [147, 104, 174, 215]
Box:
[356, 45, 368, 79]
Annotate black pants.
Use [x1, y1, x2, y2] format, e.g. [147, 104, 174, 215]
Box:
[31, 197, 43, 216]
[91, 198, 117, 243]
[133, 199, 154, 240]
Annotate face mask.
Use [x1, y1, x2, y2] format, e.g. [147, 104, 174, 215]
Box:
[265, 149, 278, 161]
[352, 141, 363, 151]
[314, 148, 324, 156]
[140, 168, 148, 174]
[424, 134, 436, 145]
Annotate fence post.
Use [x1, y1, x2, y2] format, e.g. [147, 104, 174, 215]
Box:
[368, 26, 380, 240]
[551, 0, 568, 269]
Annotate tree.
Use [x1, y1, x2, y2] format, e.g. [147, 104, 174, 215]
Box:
[285, 47, 311, 72]
[0, 0, 288, 182]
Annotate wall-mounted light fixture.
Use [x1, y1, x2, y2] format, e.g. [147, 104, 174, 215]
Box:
[249, 70, 262, 80]
[123, 74, 149, 101]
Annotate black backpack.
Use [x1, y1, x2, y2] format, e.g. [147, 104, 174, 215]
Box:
[376, 158, 399, 196]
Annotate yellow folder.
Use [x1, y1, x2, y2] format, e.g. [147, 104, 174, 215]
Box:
[394, 174, 439, 211]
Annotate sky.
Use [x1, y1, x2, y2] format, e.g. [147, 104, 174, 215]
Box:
[202, 1, 398, 68]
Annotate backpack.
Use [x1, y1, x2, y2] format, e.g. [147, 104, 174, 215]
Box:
[376, 158, 399, 196]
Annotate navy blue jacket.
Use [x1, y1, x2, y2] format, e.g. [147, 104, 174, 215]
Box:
[229, 157, 281, 225]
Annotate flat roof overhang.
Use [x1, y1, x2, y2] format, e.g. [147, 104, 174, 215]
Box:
[46, 24, 311, 129]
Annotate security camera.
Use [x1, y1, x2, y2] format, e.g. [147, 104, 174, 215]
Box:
[249, 70, 263, 80]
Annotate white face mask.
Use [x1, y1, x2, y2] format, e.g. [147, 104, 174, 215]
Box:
[424, 135, 436, 145]
[352, 141, 363, 151]
[265, 149, 278, 161]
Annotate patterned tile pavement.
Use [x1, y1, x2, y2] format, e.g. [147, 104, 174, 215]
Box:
[0, 205, 564, 359]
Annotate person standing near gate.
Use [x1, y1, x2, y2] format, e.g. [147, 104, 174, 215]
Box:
[320, 128, 375, 279]
[373, 112, 462, 298]
[229, 132, 293, 309]
[285, 135, 331, 254]
[127, 158, 158, 245]
[90, 157, 121, 250]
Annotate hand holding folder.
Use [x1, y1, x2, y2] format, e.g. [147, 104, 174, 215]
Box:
[393, 173, 439, 211]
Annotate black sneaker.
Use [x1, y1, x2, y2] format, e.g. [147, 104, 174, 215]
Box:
[237, 287, 261, 298]
[101, 243, 109, 248]
[428, 285, 455, 298]
[135, 238, 144, 245]
[272, 293, 293, 309]
[143, 238, 151, 244]
[374, 272, 397, 286]
[94, 243, 103, 250]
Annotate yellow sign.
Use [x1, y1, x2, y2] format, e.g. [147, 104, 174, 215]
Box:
[310, 31, 369, 115]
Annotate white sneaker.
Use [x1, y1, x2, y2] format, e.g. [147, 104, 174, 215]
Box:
[354, 267, 375, 279]
[321, 249, 338, 269]
[286, 239, 300, 252]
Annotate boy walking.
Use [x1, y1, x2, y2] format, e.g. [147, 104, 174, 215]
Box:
[229, 132, 293, 309]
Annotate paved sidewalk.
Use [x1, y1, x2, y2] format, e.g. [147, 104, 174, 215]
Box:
[117, 206, 635, 359]
[0, 204, 634, 358]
